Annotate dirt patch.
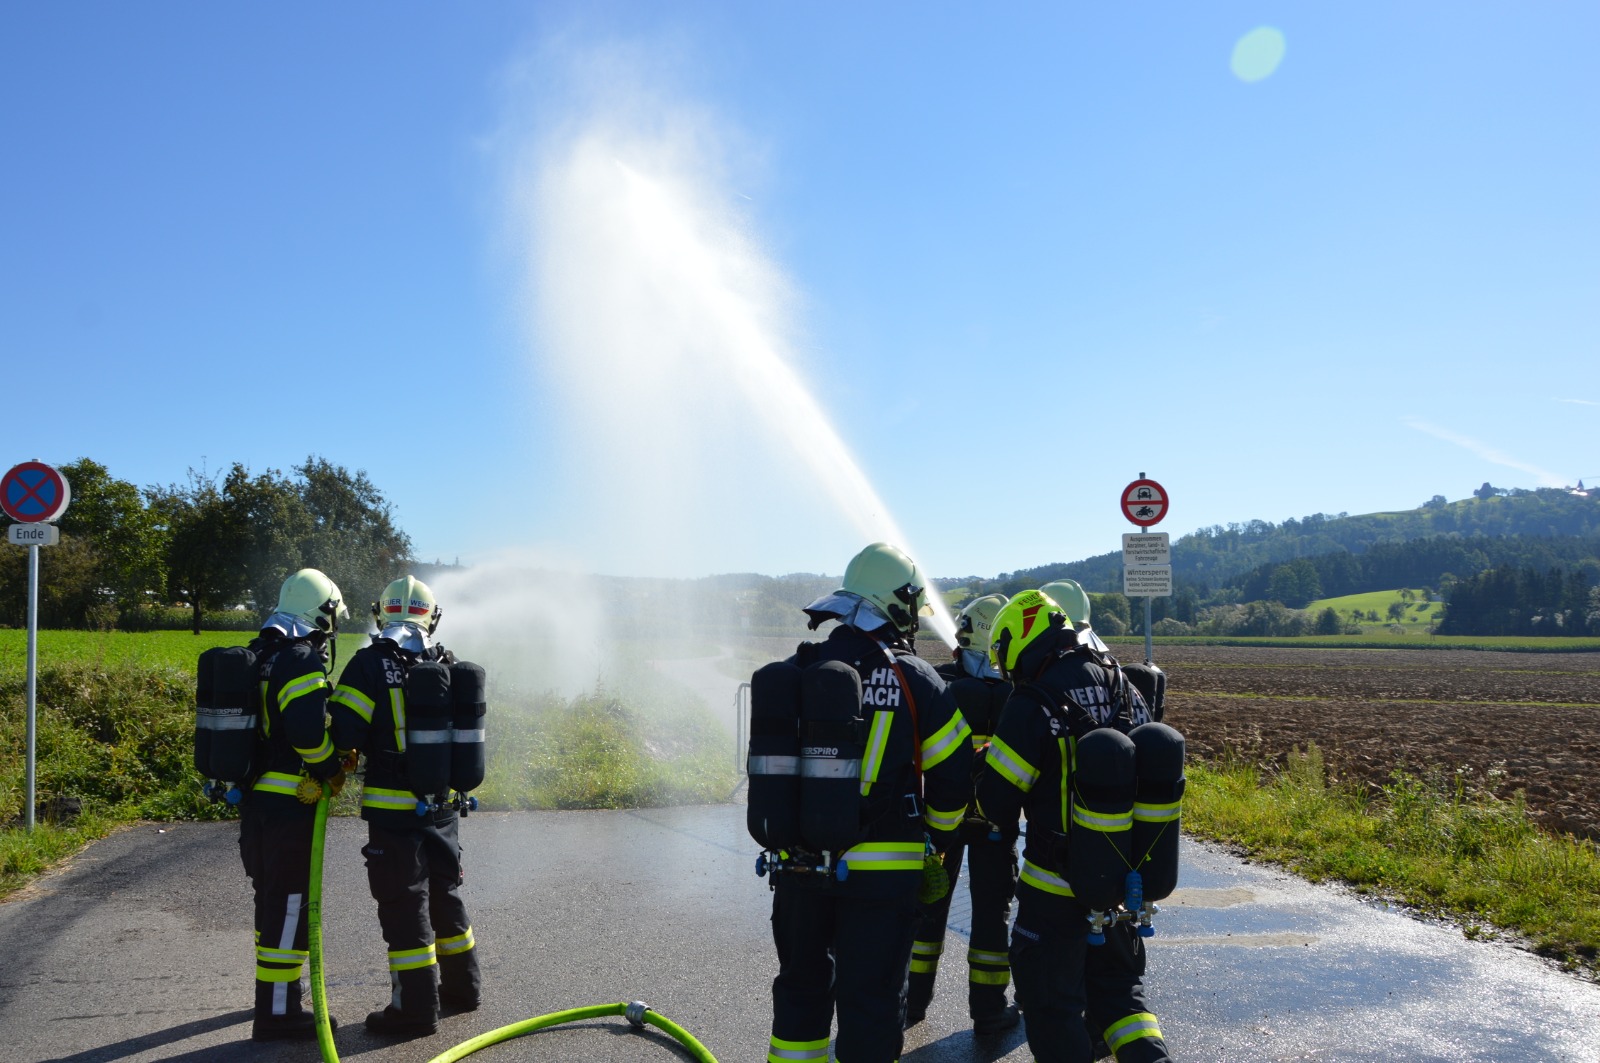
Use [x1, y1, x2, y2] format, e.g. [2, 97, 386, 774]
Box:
[1151, 646, 1600, 840]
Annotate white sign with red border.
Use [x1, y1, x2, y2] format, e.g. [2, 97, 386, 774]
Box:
[1121, 478, 1167, 527]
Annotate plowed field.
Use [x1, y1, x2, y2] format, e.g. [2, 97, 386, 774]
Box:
[1152, 646, 1600, 840]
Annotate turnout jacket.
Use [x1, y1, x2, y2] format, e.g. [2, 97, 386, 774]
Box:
[788, 624, 973, 890]
[329, 640, 456, 828]
[975, 638, 1153, 900]
[935, 653, 1014, 836]
[248, 635, 342, 810]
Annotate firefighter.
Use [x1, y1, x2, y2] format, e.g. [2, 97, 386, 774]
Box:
[239, 569, 349, 1041]
[329, 576, 482, 1037]
[905, 593, 1020, 1034]
[975, 590, 1173, 1063]
[762, 542, 973, 1063]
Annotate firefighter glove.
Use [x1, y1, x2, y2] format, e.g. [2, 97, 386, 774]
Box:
[917, 850, 951, 904]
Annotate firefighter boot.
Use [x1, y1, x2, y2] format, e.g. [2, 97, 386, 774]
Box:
[438, 949, 482, 1012]
[252, 978, 339, 1041]
[904, 970, 935, 1028]
[365, 967, 439, 1037]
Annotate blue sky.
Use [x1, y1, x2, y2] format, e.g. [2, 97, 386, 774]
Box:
[4, 3, 1596, 582]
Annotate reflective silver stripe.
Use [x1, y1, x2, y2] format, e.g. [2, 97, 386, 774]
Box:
[838, 843, 923, 869]
[436, 927, 475, 955]
[968, 947, 1009, 966]
[748, 755, 799, 775]
[985, 737, 1039, 791]
[1073, 801, 1133, 833]
[408, 730, 453, 744]
[256, 946, 308, 964]
[1020, 858, 1075, 896]
[921, 712, 972, 770]
[362, 787, 420, 810]
[799, 758, 861, 779]
[452, 728, 485, 743]
[1134, 800, 1182, 823]
[196, 713, 256, 731]
[276, 673, 326, 711]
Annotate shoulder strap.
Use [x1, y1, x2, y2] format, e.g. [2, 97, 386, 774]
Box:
[885, 648, 923, 790]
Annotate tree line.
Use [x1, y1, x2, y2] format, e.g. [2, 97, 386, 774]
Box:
[0, 457, 411, 633]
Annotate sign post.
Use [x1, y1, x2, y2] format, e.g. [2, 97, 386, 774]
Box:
[3, 461, 71, 832]
[1120, 473, 1170, 663]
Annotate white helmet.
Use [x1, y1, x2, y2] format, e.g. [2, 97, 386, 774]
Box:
[263, 568, 348, 638]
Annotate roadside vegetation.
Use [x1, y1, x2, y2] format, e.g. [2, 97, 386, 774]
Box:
[1185, 746, 1600, 979]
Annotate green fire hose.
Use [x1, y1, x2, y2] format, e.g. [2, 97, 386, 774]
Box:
[306, 788, 719, 1063]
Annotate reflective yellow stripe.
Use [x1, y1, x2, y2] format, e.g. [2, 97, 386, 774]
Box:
[923, 802, 966, 833]
[363, 786, 420, 811]
[436, 927, 475, 955]
[1072, 800, 1133, 833]
[252, 771, 303, 796]
[1020, 858, 1075, 897]
[986, 736, 1037, 792]
[256, 946, 308, 964]
[970, 733, 989, 749]
[388, 944, 436, 971]
[1106, 1011, 1162, 1051]
[921, 711, 972, 771]
[1134, 799, 1182, 823]
[259, 680, 272, 736]
[276, 673, 327, 712]
[911, 939, 943, 957]
[838, 841, 924, 872]
[294, 732, 334, 765]
[256, 964, 302, 982]
[859, 710, 892, 796]
[391, 688, 406, 753]
[969, 969, 1011, 985]
[330, 685, 375, 723]
[967, 947, 1008, 966]
[768, 1034, 830, 1062]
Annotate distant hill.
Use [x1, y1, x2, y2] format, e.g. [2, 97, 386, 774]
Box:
[966, 486, 1600, 597]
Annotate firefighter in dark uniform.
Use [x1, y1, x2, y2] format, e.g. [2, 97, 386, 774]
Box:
[906, 593, 1020, 1035]
[976, 589, 1174, 1063]
[329, 575, 482, 1037]
[765, 543, 973, 1063]
[239, 569, 349, 1041]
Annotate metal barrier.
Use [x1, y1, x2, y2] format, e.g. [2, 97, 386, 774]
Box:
[734, 681, 750, 775]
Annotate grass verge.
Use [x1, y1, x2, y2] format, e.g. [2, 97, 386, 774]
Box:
[1185, 746, 1600, 979]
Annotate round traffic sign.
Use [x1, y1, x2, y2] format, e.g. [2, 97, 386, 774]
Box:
[1, 462, 72, 523]
[1121, 477, 1167, 527]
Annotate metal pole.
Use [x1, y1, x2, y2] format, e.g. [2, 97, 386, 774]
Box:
[26, 542, 39, 832]
[1144, 595, 1153, 664]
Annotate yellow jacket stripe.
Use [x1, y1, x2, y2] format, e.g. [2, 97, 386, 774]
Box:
[252, 771, 303, 796]
[294, 731, 334, 765]
[363, 786, 419, 811]
[768, 1035, 830, 1062]
[276, 673, 327, 712]
[388, 944, 437, 971]
[330, 684, 376, 723]
[1106, 1011, 1163, 1052]
[839, 841, 925, 872]
[436, 927, 475, 956]
[256, 945, 309, 965]
[921, 711, 972, 771]
[1020, 858, 1075, 897]
[986, 736, 1038, 792]
[390, 688, 407, 753]
[859, 710, 892, 796]
[1134, 799, 1182, 823]
[923, 801, 966, 834]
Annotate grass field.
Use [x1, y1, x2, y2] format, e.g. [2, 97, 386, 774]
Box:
[1307, 587, 1444, 633]
[0, 629, 248, 674]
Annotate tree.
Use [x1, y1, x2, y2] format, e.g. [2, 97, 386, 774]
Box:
[149, 471, 251, 635]
[293, 457, 412, 614]
[1315, 606, 1342, 635]
[1386, 601, 1407, 623]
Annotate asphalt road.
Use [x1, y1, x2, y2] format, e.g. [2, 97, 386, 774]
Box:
[2, 803, 1598, 1063]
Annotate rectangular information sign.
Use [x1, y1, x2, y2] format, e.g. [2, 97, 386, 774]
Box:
[1123, 564, 1172, 597]
[1122, 532, 1170, 567]
[8, 523, 59, 546]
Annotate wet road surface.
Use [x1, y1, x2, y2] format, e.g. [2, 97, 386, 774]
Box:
[1, 804, 1596, 1062]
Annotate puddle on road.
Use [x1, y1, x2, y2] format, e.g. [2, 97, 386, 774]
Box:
[1166, 887, 1255, 908]
[1158, 931, 1320, 948]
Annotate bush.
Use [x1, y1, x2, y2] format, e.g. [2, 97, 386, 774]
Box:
[1151, 617, 1192, 636]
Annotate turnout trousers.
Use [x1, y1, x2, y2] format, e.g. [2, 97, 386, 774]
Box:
[239, 804, 315, 1019]
[907, 830, 1019, 1021]
[770, 875, 919, 1063]
[1010, 883, 1171, 1063]
[362, 811, 481, 1019]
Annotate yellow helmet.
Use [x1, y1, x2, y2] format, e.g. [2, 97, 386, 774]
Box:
[988, 589, 1068, 677]
[373, 575, 442, 637]
[1038, 579, 1092, 626]
[840, 542, 934, 634]
[955, 594, 1008, 653]
[266, 568, 348, 637]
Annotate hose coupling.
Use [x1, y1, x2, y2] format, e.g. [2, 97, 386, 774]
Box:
[625, 1000, 650, 1027]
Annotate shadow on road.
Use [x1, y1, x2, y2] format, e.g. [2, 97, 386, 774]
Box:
[39, 1009, 252, 1063]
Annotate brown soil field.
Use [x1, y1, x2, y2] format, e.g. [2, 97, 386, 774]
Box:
[1149, 645, 1600, 841]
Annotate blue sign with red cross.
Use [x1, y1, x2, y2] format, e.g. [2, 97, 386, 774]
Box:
[1, 462, 72, 523]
